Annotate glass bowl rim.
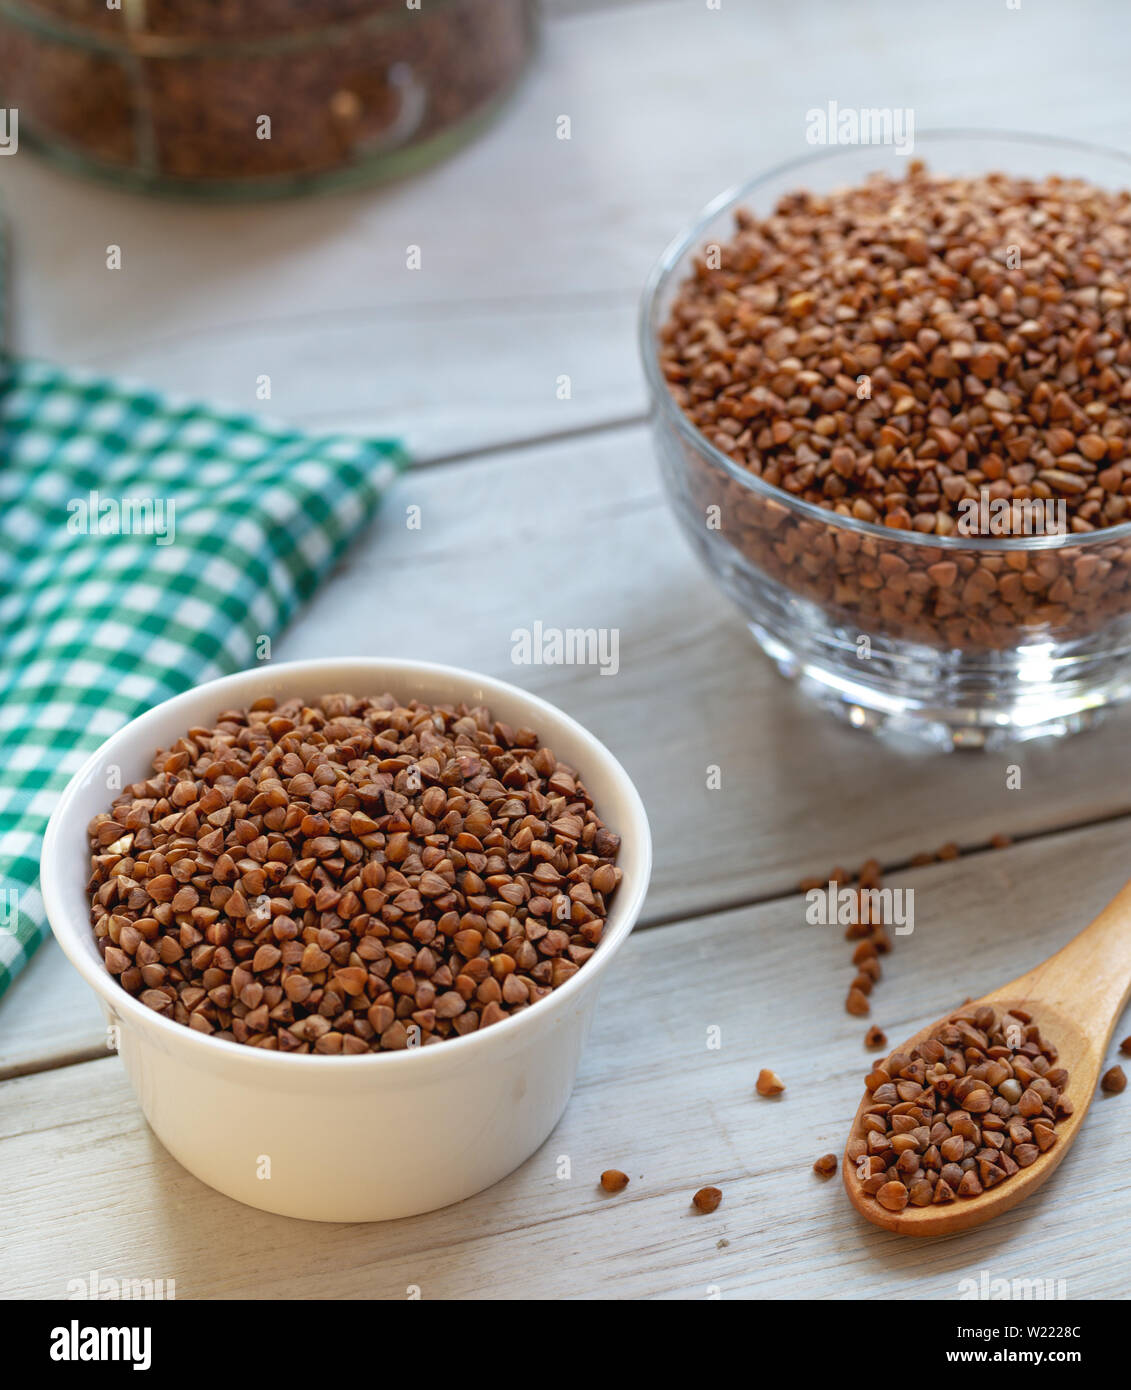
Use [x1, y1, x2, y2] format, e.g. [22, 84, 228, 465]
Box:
[639, 127, 1131, 554]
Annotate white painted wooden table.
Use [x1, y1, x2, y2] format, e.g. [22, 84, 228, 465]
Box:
[3, 0, 1131, 1300]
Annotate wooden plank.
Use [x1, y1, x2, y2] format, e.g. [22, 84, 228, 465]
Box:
[0, 939, 105, 1081]
[3, 0, 1129, 459]
[3, 818, 1129, 1300]
[8, 424, 1131, 1073]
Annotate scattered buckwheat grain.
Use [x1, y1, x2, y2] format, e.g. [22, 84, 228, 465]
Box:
[1101, 1064, 1127, 1094]
[756, 1068, 785, 1096]
[692, 1186, 722, 1213]
[600, 1169, 630, 1193]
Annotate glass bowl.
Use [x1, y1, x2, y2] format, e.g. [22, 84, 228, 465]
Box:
[640, 131, 1131, 749]
[0, 0, 535, 198]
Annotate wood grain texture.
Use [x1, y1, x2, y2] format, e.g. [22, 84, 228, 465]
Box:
[0, 939, 106, 1081]
[3, 820, 1129, 1299]
[2, 0, 1129, 459]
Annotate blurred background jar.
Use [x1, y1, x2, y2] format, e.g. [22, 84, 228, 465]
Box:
[0, 0, 536, 197]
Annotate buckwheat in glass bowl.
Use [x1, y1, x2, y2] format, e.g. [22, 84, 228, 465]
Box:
[641, 132, 1131, 749]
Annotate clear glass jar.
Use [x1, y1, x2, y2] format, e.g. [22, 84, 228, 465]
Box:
[641, 133, 1131, 749]
[0, 0, 535, 197]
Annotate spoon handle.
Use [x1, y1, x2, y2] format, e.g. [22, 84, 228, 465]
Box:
[990, 876, 1131, 1036]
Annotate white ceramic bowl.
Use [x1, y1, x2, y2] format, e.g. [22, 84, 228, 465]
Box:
[41, 658, 652, 1222]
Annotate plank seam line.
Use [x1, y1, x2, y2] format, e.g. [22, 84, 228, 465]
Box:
[407, 411, 648, 470]
[636, 802, 1131, 932]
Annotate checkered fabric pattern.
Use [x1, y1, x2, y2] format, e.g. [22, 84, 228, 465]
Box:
[0, 356, 404, 997]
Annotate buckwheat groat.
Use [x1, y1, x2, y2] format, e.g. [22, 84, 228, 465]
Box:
[850, 1005, 1069, 1210]
[87, 693, 622, 1053]
[659, 164, 1131, 650]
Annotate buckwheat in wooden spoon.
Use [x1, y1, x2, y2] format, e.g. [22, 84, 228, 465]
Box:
[843, 878, 1131, 1236]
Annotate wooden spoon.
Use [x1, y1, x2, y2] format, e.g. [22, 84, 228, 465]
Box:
[843, 877, 1131, 1236]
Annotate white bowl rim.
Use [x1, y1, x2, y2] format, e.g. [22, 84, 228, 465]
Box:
[41, 657, 652, 1076]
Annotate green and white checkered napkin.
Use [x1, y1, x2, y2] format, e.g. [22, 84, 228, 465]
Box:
[0, 356, 404, 998]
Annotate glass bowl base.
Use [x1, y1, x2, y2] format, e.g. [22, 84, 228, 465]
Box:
[749, 621, 1121, 752]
